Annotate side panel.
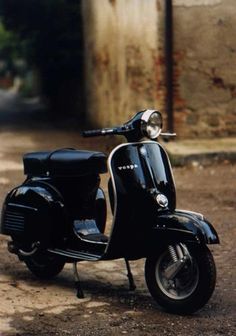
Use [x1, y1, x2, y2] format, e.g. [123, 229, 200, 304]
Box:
[1, 181, 65, 248]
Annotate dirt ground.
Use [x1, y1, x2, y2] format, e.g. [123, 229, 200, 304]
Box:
[0, 127, 235, 336]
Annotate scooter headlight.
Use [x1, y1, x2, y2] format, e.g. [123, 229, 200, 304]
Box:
[141, 110, 162, 139]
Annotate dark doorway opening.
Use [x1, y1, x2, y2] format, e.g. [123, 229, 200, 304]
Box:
[0, 0, 85, 129]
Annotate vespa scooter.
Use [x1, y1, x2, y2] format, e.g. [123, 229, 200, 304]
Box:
[0, 110, 219, 314]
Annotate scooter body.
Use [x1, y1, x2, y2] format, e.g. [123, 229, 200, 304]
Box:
[1, 141, 218, 259]
[0, 110, 219, 314]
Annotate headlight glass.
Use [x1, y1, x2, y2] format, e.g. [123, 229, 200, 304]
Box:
[141, 110, 162, 139]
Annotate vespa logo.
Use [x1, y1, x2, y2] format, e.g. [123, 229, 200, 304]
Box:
[118, 164, 138, 171]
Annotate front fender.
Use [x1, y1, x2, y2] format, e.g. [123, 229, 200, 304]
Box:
[152, 209, 219, 245]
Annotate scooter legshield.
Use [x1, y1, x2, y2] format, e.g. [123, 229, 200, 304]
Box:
[151, 210, 219, 247]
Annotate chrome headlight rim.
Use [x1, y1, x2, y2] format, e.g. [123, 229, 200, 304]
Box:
[141, 110, 162, 139]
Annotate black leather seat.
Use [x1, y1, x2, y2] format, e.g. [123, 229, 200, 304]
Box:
[23, 149, 107, 176]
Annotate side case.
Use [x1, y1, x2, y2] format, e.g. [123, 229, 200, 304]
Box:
[0, 180, 65, 249]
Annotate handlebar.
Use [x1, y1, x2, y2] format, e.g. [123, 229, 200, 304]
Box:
[160, 132, 176, 137]
[82, 127, 121, 138]
[82, 123, 134, 137]
[82, 129, 106, 137]
[82, 127, 176, 139]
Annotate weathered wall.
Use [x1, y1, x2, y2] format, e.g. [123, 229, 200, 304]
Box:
[173, 0, 236, 137]
[82, 0, 236, 138]
[82, 0, 165, 127]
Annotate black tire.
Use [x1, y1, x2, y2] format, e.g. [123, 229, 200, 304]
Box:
[145, 244, 216, 314]
[24, 251, 65, 279]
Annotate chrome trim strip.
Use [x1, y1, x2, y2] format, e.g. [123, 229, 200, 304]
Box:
[19, 246, 38, 256]
[48, 248, 101, 261]
[141, 109, 160, 122]
[176, 209, 204, 220]
[8, 203, 38, 212]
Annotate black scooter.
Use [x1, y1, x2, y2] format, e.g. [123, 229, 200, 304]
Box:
[0, 110, 219, 314]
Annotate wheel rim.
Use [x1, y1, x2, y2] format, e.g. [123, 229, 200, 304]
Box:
[155, 247, 199, 300]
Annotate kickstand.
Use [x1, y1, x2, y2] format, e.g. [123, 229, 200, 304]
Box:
[124, 258, 136, 291]
[73, 262, 84, 299]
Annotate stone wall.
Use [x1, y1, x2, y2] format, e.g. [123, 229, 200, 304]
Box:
[173, 0, 236, 137]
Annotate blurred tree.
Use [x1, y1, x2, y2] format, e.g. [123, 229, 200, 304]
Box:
[0, 20, 26, 77]
[0, 0, 85, 118]
[0, 21, 20, 60]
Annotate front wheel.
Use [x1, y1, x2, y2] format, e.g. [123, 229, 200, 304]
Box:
[145, 244, 216, 314]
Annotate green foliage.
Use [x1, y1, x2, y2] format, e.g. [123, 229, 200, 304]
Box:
[0, 20, 27, 76]
[0, 21, 18, 58]
[0, 0, 83, 72]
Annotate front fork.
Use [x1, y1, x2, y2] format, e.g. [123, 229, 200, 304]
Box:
[164, 244, 192, 280]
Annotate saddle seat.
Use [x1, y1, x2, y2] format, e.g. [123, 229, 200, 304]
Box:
[23, 149, 107, 176]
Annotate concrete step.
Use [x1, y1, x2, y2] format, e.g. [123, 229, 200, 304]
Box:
[162, 137, 236, 166]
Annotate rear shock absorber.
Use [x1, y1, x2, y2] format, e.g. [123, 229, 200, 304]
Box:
[168, 245, 178, 262]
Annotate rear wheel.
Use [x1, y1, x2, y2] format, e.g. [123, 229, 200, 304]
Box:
[145, 244, 216, 314]
[24, 251, 65, 279]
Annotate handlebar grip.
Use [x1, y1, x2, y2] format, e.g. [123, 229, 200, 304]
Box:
[82, 127, 119, 137]
[82, 129, 104, 137]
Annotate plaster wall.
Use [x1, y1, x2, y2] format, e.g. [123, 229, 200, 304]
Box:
[173, 0, 236, 137]
[82, 0, 236, 138]
[82, 0, 165, 128]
